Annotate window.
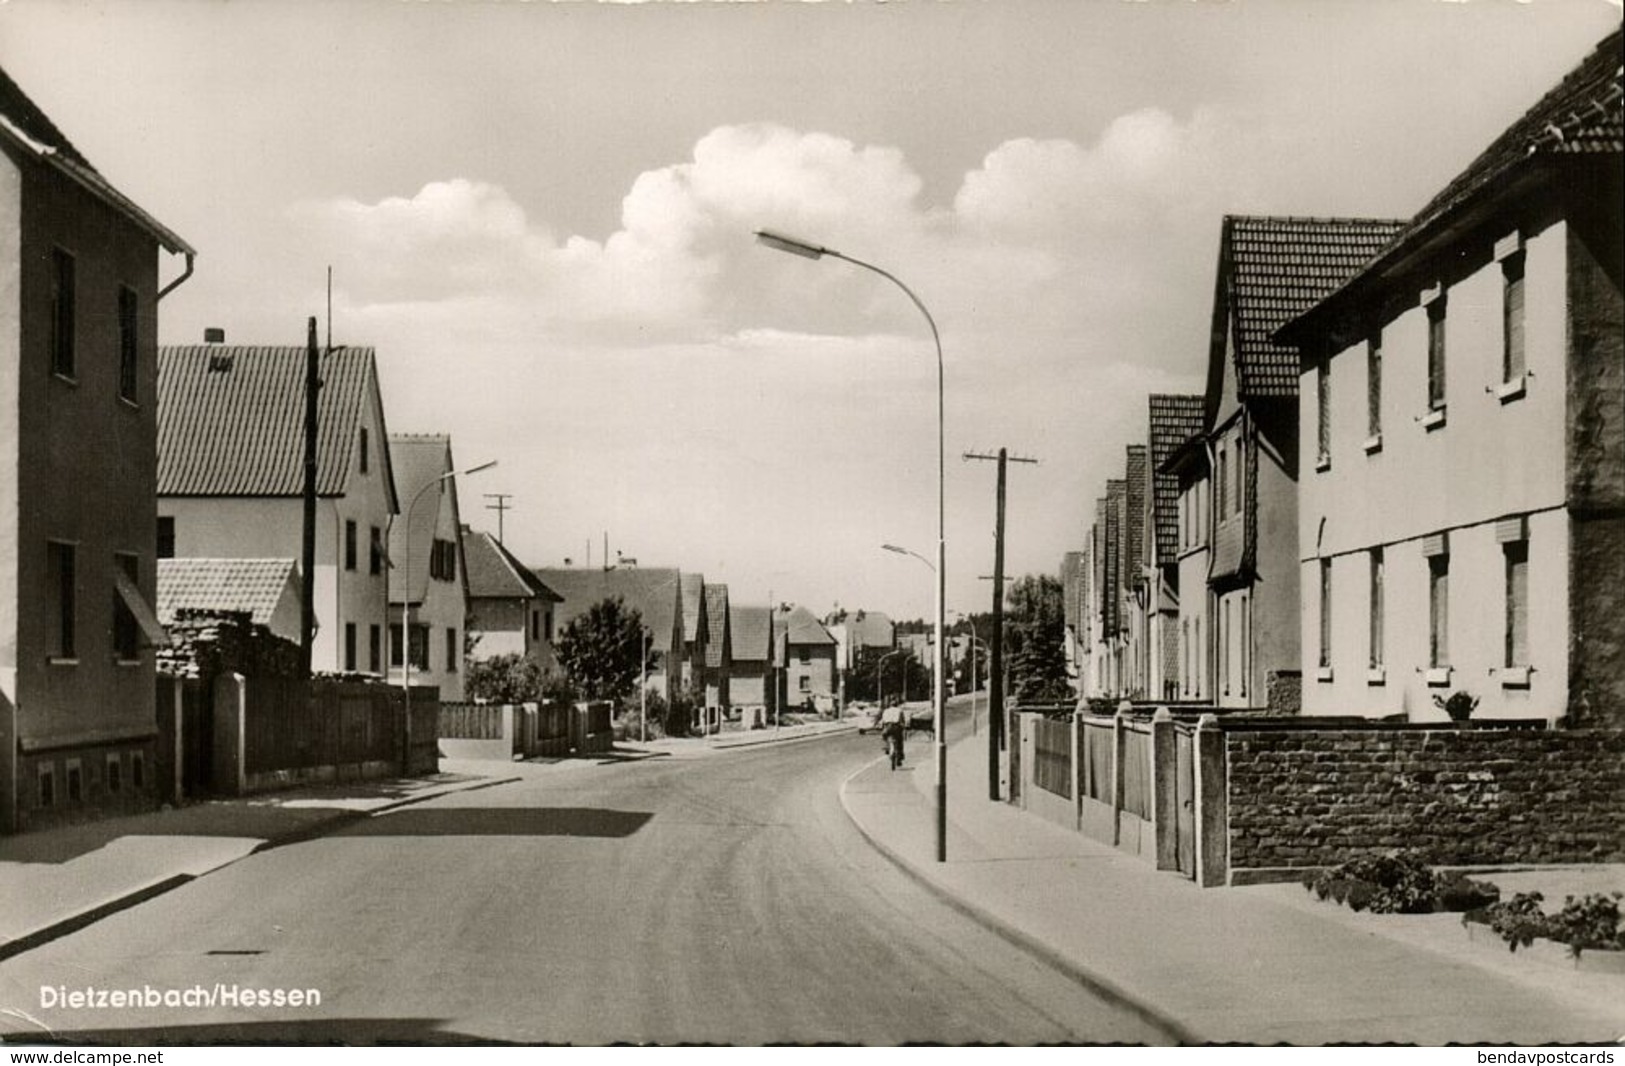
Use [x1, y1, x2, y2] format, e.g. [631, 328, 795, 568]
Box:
[1317, 363, 1331, 468]
[369, 526, 383, 576]
[1429, 553, 1450, 669]
[391, 624, 404, 668]
[344, 623, 357, 672]
[65, 759, 82, 804]
[408, 624, 429, 671]
[1217, 444, 1228, 519]
[359, 427, 370, 474]
[370, 624, 382, 674]
[446, 628, 458, 673]
[1426, 294, 1447, 412]
[157, 516, 175, 559]
[38, 763, 55, 808]
[1505, 540, 1529, 668]
[1367, 332, 1382, 440]
[106, 753, 122, 795]
[132, 751, 144, 790]
[345, 521, 357, 571]
[530, 610, 540, 642]
[47, 541, 76, 659]
[799, 675, 811, 693]
[798, 647, 810, 664]
[1318, 558, 1333, 669]
[429, 539, 457, 582]
[1239, 593, 1249, 698]
[118, 285, 139, 402]
[112, 553, 140, 661]
[1369, 549, 1385, 668]
[1234, 435, 1245, 517]
[544, 609, 554, 643]
[1503, 253, 1526, 383]
[1220, 599, 1230, 697]
[51, 247, 76, 378]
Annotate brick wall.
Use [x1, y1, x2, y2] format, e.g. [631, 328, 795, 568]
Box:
[1225, 728, 1625, 871]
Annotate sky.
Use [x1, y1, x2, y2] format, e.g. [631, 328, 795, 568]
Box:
[1, 0, 1618, 621]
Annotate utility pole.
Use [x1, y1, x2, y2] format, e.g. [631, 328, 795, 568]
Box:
[484, 493, 514, 543]
[964, 448, 1038, 801]
[301, 316, 319, 679]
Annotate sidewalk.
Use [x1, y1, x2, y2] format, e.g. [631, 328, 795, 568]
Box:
[840, 735, 1625, 1045]
[0, 768, 518, 961]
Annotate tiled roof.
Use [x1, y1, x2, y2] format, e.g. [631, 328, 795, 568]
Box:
[680, 573, 706, 644]
[0, 64, 91, 169]
[729, 604, 773, 663]
[156, 558, 299, 632]
[1148, 394, 1206, 566]
[463, 530, 560, 602]
[534, 567, 682, 654]
[1280, 29, 1622, 347]
[776, 604, 835, 646]
[388, 435, 456, 604]
[158, 346, 387, 499]
[845, 611, 895, 649]
[1103, 480, 1125, 634]
[1220, 216, 1406, 398]
[703, 584, 729, 668]
[0, 64, 192, 255]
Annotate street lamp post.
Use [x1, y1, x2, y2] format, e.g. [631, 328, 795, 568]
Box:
[757, 226, 947, 863]
[400, 460, 496, 772]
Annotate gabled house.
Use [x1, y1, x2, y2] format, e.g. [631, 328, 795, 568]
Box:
[534, 566, 684, 699]
[1121, 445, 1150, 698]
[700, 583, 730, 710]
[728, 604, 775, 716]
[387, 435, 470, 700]
[1145, 395, 1206, 702]
[463, 527, 562, 674]
[1060, 550, 1087, 693]
[1279, 29, 1623, 726]
[1, 65, 193, 831]
[157, 558, 302, 644]
[1163, 432, 1213, 701]
[678, 571, 708, 695]
[1195, 215, 1406, 712]
[777, 605, 838, 708]
[157, 342, 398, 677]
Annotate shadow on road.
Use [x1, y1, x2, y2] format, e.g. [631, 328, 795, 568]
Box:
[7, 1017, 520, 1046]
[331, 806, 654, 839]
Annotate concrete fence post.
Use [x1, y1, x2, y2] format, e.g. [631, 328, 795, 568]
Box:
[169, 676, 185, 805]
[212, 672, 247, 797]
[1110, 706, 1127, 846]
[1151, 706, 1178, 871]
[1071, 711, 1082, 830]
[1194, 713, 1228, 888]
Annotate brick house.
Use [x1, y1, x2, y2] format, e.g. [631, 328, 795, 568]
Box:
[1280, 28, 1623, 726]
[0, 65, 192, 832]
[156, 342, 399, 677]
[1144, 395, 1206, 702]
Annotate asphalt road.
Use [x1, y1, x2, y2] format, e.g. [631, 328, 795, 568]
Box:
[0, 706, 1166, 1045]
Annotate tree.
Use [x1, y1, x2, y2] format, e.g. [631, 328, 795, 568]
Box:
[1004, 573, 1071, 701]
[465, 654, 545, 705]
[554, 597, 644, 702]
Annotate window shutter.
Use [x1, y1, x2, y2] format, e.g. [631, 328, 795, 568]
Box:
[1422, 531, 1449, 558]
[1495, 515, 1528, 544]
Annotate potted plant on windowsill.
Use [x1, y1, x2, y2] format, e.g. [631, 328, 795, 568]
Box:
[1433, 690, 1479, 725]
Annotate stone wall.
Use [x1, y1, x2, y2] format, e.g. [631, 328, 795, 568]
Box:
[157, 610, 302, 681]
[1225, 727, 1625, 872]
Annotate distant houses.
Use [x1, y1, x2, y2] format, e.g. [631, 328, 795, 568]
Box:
[463, 528, 562, 673]
[0, 64, 192, 831]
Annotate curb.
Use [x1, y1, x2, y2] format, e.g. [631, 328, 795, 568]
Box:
[0, 773, 521, 963]
[709, 724, 860, 751]
[836, 759, 1198, 1047]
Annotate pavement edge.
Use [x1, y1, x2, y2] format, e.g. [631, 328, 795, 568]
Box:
[836, 759, 1199, 1047]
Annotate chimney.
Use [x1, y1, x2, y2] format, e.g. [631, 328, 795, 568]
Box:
[204, 327, 226, 344]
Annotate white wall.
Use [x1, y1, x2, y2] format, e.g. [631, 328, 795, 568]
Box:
[1300, 219, 1570, 720]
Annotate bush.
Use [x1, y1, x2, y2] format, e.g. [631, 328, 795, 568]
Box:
[1435, 874, 1501, 913]
[1311, 852, 1438, 914]
[1474, 890, 1623, 959]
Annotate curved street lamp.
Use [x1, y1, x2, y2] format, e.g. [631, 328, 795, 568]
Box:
[759, 228, 947, 862]
[398, 459, 496, 772]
